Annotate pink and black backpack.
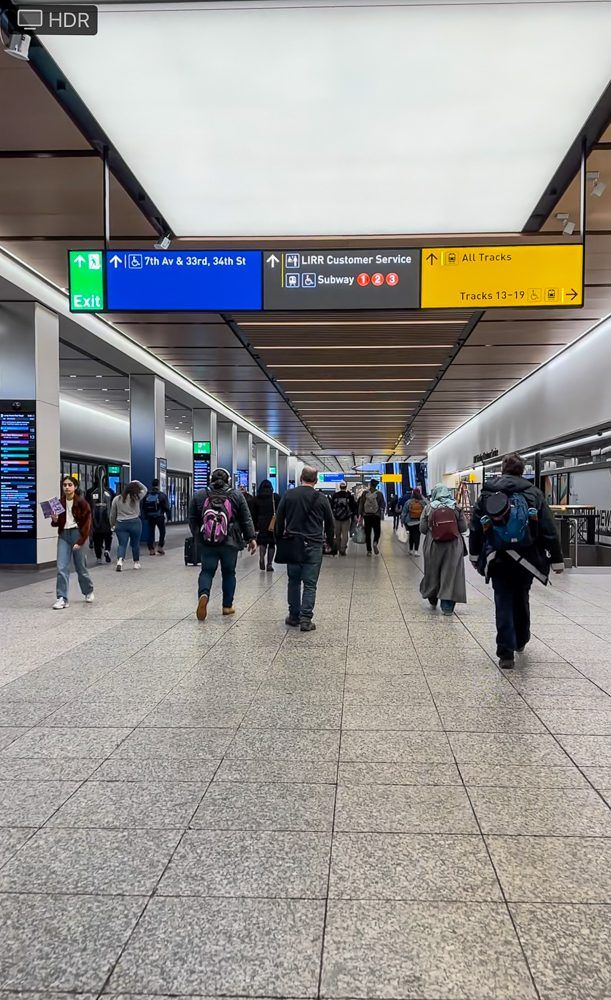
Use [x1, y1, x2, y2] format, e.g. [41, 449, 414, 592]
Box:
[201, 492, 235, 545]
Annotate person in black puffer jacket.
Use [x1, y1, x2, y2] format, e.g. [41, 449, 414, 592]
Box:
[469, 452, 564, 669]
[252, 479, 280, 572]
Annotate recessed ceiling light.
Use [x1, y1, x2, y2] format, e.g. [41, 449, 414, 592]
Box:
[69, 375, 77, 378]
[274, 364, 438, 369]
[102, 388, 108, 392]
[96, 375, 103, 378]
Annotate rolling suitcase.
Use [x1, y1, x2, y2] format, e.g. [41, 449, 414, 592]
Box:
[184, 535, 199, 566]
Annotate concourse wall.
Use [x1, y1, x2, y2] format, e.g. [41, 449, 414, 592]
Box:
[59, 399, 192, 472]
[427, 313, 611, 485]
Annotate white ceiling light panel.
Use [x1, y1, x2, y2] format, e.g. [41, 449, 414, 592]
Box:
[44, 0, 611, 236]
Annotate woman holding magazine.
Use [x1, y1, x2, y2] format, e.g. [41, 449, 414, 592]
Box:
[50, 477, 95, 609]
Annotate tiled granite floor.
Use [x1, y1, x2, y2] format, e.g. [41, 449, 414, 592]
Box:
[1, 531, 611, 1000]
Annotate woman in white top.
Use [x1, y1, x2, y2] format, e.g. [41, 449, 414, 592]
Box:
[50, 477, 94, 609]
[109, 480, 147, 571]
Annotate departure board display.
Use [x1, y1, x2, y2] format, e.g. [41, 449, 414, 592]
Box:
[193, 440, 211, 491]
[0, 405, 36, 538]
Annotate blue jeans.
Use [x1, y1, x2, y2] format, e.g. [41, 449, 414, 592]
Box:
[56, 527, 94, 600]
[199, 543, 238, 607]
[287, 543, 323, 621]
[115, 517, 142, 561]
[492, 569, 532, 657]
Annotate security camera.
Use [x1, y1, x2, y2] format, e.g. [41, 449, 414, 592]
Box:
[5, 32, 31, 61]
[11, 401, 23, 411]
[154, 234, 172, 250]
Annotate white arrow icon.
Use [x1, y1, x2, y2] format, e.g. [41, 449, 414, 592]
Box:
[74, 255, 86, 268]
[109, 255, 123, 268]
[267, 254, 280, 268]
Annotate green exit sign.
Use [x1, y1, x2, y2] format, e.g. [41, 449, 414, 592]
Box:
[193, 440, 211, 455]
[269, 467, 277, 475]
[69, 251, 105, 311]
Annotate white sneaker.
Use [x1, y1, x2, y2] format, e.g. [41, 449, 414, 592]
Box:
[52, 598, 68, 610]
[134, 561, 141, 570]
[85, 592, 95, 604]
[116, 558, 123, 572]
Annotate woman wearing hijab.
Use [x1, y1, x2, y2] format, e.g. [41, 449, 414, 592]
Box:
[252, 479, 280, 572]
[419, 484, 467, 616]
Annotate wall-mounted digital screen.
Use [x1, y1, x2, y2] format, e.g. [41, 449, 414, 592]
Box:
[237, 469, 249, 489]
[0, 404, 36, 538]
[193, 440, 211, 491]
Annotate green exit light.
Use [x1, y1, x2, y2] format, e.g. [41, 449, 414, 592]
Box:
[193, 440, 211, 455]
[269, 467, 277, 475]
[107, 465, 122, 475]
[69, 251, 105, 312]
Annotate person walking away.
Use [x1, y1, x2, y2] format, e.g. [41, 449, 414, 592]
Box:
[419, 484, 467, 616]
[239, 484, 256, 519]
[330, 482, 356, 556]
[110, 480, 147, 571]
[275, 465, 335, 631]
[86, 467, 114, 564]
[142, 478, 171, 555]
[469, 452, 564, 669]
[252, 479, 280, 572]
[358, 479, 386, 555]
[402, 487, 425, 554]
[387, 493, 400, 530]
[51, 477, 95, 608]
[189, 467, 257, 621]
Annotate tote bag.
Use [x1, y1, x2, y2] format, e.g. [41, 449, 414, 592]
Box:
[352, 523, 366, 545]
[396, 523, 408, 544]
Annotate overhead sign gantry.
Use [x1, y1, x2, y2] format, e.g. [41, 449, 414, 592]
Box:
[68, 244, 584, 313]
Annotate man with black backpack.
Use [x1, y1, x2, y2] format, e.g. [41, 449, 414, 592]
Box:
[143, 479, 171, 556]
[188, 468, 257, 622]
[330, 482, 356, 556]
[357, 479, 386, 556]
[469, 453, 564, 669]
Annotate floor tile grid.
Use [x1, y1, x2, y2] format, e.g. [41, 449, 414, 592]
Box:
[382, 548, 551, 1000]
[62, 574, 296, 998]
[399, 552, 611, 807]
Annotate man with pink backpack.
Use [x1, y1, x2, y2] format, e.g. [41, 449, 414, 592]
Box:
[188, 468, 257, 621]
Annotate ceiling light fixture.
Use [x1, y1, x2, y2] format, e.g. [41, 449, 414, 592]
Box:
[586, 171, 607, 198]
[241, 321, 461, 327]
[4, 32, 30, 61]
[256, 345, 452, 350]
[555, 212, 576, 236]
[273, 364, 439, 368]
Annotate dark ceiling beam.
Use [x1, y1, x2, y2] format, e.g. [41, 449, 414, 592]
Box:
[523, 80, 611, 233]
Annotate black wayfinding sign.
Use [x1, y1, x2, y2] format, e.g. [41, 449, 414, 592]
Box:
[263, 249, 420, 310]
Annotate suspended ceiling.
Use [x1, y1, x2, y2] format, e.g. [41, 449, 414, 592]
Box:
[1, 2, 610, 465]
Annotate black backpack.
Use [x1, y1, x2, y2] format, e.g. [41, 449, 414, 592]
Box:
[142, 491, 161, 516]
[332, 493, 352, 521]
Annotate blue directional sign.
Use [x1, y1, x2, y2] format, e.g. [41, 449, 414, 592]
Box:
[105, 250, 262, 311]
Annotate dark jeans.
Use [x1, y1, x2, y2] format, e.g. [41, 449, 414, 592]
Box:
[492, 570, 532, 658]
[363, 514, 381, 552]
[408, 523, 421, 552]
[92, 531, 112, 559]
[392, 513, 400, 529]
[199, 543, 239, 607]
[287, 543, 323, 621]
[147, 516, 166, 550]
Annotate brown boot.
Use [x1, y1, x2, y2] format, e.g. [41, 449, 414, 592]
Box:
[196, 594, 209, 621]
[222, 606, 236, 616]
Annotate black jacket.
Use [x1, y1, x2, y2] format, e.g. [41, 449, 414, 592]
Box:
[252, 490, 281, 537]
[188, 486, 255, 550]
[275, 485, 335, 547]
[330, 489, 357, 520]
[469, 475, 563, 582]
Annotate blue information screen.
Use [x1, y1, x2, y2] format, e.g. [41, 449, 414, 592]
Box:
[0, 406, 37, 538]
[105, 250, 262, 311]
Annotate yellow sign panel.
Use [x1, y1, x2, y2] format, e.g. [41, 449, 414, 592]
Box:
[381, 473, 402, 483]
[421, 243, 583, 309]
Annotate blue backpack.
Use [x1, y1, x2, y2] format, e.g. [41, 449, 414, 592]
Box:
[484, 491, 531, 549]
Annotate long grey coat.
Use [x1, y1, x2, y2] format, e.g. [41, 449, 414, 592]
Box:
[419, 505, 468, 603]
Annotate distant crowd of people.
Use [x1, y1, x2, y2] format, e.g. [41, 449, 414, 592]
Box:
[50, 452, 564, 669]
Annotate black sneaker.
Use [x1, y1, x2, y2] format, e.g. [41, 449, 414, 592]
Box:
[285, 615, 300, 627]
[104, 550, 111, 564]
[516, 646, 526, 654]
[300, 620, 316, 632]
[266, 565, 274, 572]
[499, 656, 515, 669]
[428, 597, 438, 608]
